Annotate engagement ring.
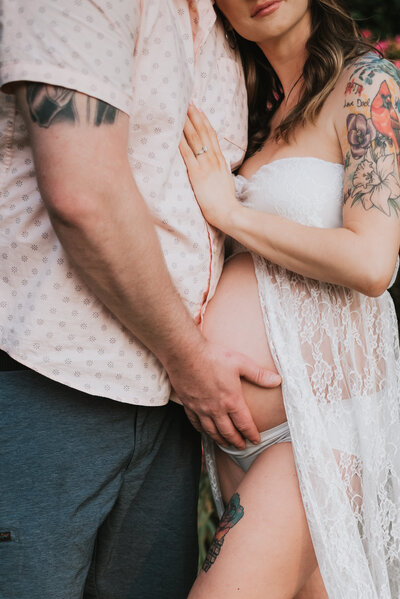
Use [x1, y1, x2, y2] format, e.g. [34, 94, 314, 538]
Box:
[195, 146, 208, 156]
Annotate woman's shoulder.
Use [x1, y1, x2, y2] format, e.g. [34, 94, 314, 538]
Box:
[320, 54, 397, 120]
[329, 52, 400, 135]
[332, 52, 400, 102]
[341, 52, 399, 88]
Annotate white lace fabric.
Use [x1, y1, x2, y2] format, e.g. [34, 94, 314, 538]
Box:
[205, 158, 400, 598]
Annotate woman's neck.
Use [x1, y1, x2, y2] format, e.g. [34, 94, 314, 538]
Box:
[257, 13, 310, 97]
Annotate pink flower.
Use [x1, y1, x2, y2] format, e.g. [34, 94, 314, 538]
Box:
[362, 30, 372, 39]
[376, 40, 389, 53]
[395, 36, 400, 46]
[352, 155, 400, 216]
[375, 40, 389, 54]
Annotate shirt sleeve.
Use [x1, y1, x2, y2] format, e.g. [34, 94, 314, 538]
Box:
[0, 0, 141, 115]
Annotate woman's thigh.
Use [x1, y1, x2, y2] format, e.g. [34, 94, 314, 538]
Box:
[190, 443, 318, 599]
[202, 252, 286, 432]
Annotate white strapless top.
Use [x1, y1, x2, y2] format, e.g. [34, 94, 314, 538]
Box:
[235, 156, 399, 285]
[235, 156, 344, 228]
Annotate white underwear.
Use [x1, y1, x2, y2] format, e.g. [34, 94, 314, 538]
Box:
[217, 421, 291, 472]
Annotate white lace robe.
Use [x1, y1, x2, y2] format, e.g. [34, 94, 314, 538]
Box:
[204, 157, 400, 599]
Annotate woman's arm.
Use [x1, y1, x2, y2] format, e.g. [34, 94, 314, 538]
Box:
[180, 59, 400, 297]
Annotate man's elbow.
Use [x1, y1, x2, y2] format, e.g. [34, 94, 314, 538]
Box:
[42, 186, 103, 229]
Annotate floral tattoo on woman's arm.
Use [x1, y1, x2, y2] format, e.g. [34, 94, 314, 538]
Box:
[343, 55, 400, 217]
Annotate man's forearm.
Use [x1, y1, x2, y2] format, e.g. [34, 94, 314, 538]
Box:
[47, 173, 205, 368]
[15, 83, 201, 367]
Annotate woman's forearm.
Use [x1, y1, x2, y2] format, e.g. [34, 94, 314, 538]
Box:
[224, 205, 396, 297]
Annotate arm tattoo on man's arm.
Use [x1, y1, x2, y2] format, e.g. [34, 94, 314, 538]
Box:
[93, 99, 117, 125]
[26, 84, 77, 127]
[25, 83, 118, 128]
[202, 492, 244, 573]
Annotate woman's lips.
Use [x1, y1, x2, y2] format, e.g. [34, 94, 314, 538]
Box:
[251, 1, 282, 18]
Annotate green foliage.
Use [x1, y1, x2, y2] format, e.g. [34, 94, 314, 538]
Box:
[347, 0, 400, 39]
[197, 468, 218, 572]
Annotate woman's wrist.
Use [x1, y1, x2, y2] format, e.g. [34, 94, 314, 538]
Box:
[222, 203, 247, 237]
[206, 193, 241, 231]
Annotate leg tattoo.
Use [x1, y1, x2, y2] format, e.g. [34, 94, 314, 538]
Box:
[202, 492, 244, 572]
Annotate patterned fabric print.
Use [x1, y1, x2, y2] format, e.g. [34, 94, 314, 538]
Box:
[0, 0, 247, 405]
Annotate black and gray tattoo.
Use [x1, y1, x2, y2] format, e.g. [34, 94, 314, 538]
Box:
[26, 83, 118, 128]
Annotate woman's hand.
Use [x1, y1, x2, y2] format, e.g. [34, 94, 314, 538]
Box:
[179, 105, 240, 229]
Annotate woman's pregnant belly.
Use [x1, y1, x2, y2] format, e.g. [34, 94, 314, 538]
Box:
[202, 252, 286, 433]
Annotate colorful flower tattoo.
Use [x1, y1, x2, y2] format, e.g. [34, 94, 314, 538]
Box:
[347, 113, 376, 159]
[202, 492, 244, 573]
[343, 54, 400, 217]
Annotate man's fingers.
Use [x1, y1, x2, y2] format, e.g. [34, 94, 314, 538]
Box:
[199, 416, 227, 447]
[184, 406, 203, 433]
[228, 401, 261, 446]
[184, 405, 245, 448]
[213, 415, 246, 449]
[237, 353, 281, 388]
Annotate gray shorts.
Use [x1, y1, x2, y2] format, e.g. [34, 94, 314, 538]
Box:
[0, 369, 200, 599]
[217, 421, 291, 472]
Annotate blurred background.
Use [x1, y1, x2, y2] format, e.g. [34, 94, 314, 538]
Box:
[349, 0, 400, 40]
[197, 0, 400, 571]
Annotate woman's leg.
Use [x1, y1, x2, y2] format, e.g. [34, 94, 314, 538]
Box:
[294, 567, 329, 599]
[197, 253, 328, 598]
[191, 442, 318, 598]
[213, 447, 329, 599]
[205, 447, 329, 599]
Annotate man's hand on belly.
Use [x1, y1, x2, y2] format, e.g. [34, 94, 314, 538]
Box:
[165, 339, 281, 449]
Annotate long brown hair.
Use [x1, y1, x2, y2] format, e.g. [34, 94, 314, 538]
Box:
[216, 0, 379, 157]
